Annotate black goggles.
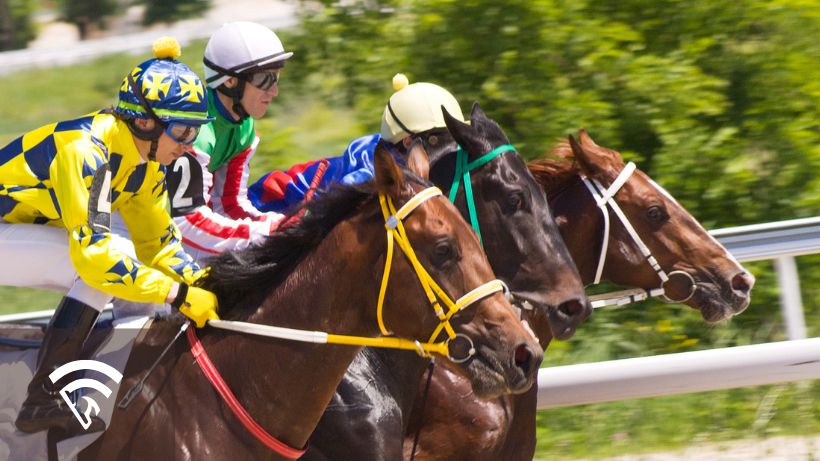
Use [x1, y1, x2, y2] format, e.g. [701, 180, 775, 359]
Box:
[243, 70, 279, 91]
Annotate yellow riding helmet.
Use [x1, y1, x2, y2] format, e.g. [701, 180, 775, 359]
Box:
[380, 74, 465, 144]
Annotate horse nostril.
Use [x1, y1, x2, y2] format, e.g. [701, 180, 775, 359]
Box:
[557, 298, 586, 319]
[514, 344, 534, 376]
[731, 272, 754, 295]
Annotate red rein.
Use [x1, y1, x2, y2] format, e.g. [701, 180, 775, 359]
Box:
[187, 326, 307, 459]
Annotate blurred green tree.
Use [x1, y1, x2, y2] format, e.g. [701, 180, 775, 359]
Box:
[0, 0, 35, 50]
[288, 0, 820, 347]
[59, 0, 117, 39]
[142, 0, 211, 25]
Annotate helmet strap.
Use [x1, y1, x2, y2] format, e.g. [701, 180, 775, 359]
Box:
[126, 73, 167, 161]
[216, 82, 250, 121]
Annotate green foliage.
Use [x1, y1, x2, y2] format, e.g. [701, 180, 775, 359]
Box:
[0, 0, 36, 50]
[59, 0, 118, 39]
[141, 0, 211, 25]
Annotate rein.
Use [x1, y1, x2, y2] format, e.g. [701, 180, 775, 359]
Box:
[448, 144, 517, 245]
[188, 186, 506, 458]
[580, 162, 696, 308]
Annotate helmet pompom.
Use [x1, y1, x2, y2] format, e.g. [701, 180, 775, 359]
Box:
[153, 37, 182, 60]
[392, 73, 409, 91]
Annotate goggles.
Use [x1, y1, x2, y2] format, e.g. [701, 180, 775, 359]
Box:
[164, 123, 200, 145]
[244, 70, 279, 91]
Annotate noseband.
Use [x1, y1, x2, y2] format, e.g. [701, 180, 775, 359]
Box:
[581, 162, 697, 308]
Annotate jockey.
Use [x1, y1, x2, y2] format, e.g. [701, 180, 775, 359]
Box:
[247, 75, 465, 212]
[166, 22, 291, 260]
[1, 38, 220, 435]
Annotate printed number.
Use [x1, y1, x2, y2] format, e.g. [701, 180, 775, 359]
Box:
[172, 156, 193, 209]
[88, 164, 112, 232]
[168, 153, 205, 217]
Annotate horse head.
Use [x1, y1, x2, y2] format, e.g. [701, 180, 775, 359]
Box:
[438, 103, 589, 341]
[539, 129, 754, 322]
[372, 141, 543, 396]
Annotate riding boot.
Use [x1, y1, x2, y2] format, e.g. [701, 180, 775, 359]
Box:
[15, 296, 107, 435]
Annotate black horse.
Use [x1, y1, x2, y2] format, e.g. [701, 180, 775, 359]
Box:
[302, 103, 590, 460]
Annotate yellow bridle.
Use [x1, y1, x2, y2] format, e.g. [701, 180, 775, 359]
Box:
[326, 186, 506, 361]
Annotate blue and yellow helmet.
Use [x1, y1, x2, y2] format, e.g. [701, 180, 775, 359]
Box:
[115, 37, 214, 126]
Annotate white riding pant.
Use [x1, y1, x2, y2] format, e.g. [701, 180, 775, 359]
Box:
[0, 221, 136, 311]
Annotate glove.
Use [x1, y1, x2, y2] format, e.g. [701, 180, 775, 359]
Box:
[172, 284, 219, 328]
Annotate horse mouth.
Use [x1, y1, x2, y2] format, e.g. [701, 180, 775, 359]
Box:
[691, 282, 751, 323]
[462, 344, 537, 398]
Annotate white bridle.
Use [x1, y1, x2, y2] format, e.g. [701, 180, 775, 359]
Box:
[580, 162, 697, 309]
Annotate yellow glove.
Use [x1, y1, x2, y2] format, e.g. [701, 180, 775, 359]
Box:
[175, 285, 219, 328]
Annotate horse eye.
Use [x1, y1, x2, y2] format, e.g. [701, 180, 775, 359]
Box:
[507, 191, 525, 212]
[646, 205, 668, 223]
[431, 240, 458, 268]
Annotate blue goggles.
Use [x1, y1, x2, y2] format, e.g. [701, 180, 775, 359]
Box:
[164, 123, 200, 145]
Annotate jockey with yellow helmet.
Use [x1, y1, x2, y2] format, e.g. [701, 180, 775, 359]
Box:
[247, 74, 465, 212]
[166, 22, 293, 260]
[0, 38, 220, 436]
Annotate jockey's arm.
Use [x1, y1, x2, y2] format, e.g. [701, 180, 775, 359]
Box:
[168, 150, 284, 256]
[248, 134, 381, 213]
[210, 134, 281, 221]
[55, 141, 194, 305]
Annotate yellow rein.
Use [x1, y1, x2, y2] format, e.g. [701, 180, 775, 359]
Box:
[208, 186, 505, 362]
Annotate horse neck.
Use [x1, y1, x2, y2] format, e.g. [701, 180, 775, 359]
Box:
[203, 220, 384, 452]
[546, 175, 603, 286]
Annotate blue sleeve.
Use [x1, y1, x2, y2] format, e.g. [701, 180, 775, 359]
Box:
[249, 134, 381, 213]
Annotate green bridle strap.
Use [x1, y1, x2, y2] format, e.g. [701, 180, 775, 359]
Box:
[447, 144, 517, 245]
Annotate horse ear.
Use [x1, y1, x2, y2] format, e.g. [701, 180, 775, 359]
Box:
[443, 104, 486, 157]
[374, 141, 405, 197]
[470, 101, 487, 121]
[568, 131, 601, 177]
[406, 141, 430, 180]
[578, 128, 600, 148]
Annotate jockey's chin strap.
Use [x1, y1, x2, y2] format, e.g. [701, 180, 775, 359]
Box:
[580, 162, 696, 309]
[448, 144, 517, 245]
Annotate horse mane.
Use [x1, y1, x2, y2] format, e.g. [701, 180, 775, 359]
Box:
[198, 169, 431, 315]
[527, 141, 581, 200]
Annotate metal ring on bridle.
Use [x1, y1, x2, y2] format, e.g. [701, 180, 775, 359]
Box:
[446, 333, 476, 363]
[659, 270, 697, 303]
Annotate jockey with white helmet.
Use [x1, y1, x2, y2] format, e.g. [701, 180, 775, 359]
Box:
[247, 75, 465, 212]
[3, 38, 219, 436]
[167, 22, 293, 260]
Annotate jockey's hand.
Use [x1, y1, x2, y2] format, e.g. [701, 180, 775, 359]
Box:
[178, 286, 220, 328]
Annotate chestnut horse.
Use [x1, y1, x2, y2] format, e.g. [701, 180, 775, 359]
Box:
[403, 130, 755, 460]
[301, 103, 588, 460]
[78, 143, 543, 460]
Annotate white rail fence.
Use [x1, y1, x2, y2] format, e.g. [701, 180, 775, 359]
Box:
[537, 216, 820, 409]
[2, 217, 819, 409]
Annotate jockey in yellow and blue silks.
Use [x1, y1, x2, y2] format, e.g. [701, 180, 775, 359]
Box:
[247, 76, 466, 213]
[1, 38, 220, 436]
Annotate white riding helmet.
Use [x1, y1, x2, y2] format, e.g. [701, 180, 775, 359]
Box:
[380, 74, 465, 144]
[203, 21, 293, 89]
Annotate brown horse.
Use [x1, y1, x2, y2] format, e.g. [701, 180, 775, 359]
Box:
[78, 142, 543, 460]
[403, 129, 755, 460]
